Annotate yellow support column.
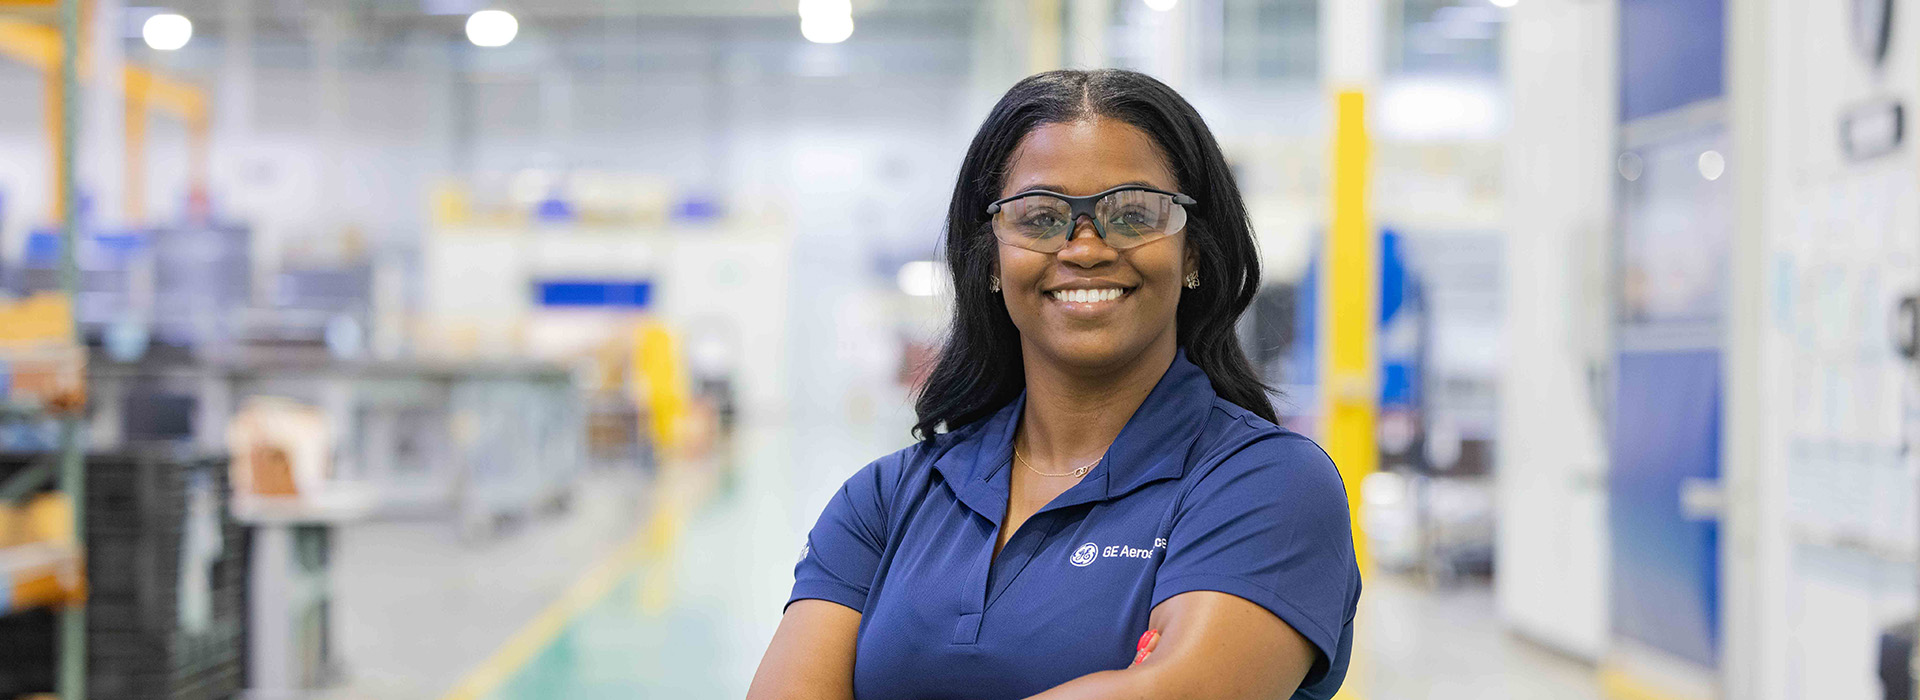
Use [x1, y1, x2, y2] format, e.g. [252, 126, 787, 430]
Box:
[1, 16, 211, 226]
[1321, 4, 1381, 697]
[1323, 90, 1376, 574]
[1026, 0, 1062, 74]
[123, 64, 144, 224]
[43, 61, 66, 223]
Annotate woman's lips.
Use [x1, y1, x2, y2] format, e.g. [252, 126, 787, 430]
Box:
[1045, 287, 1133, 315]
[1047, 287, 1129, 304]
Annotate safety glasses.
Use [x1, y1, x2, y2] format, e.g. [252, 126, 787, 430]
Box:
[986, 185, 1197, 253]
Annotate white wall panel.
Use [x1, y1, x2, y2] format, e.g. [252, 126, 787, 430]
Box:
[1495, 0, 1616, 661]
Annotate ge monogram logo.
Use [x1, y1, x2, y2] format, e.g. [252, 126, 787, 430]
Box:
[1070, 542, 1100, 567]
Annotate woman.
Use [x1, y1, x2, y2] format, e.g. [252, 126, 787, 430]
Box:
[748, 69, 1360, 700]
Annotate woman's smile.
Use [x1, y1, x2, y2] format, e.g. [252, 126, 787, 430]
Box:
[1043, 284, 1134, 316]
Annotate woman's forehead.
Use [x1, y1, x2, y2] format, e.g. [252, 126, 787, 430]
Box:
[1000, 119, 1178, 198]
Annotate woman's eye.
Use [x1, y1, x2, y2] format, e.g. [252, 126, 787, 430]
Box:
[1024, 214, 1063, 228]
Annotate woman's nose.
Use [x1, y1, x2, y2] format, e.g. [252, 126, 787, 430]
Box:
[1057, 215, 1119, 267]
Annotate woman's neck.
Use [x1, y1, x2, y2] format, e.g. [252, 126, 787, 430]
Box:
[1014, 341, 1178, 467]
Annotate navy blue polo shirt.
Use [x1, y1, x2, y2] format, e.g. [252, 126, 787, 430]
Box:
[789, 350, 1360, 699]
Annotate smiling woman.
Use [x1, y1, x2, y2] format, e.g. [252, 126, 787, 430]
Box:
[919, 71, 1276, 438]
[747, 69, 1360, 700]
[992, 119, 1197, 383]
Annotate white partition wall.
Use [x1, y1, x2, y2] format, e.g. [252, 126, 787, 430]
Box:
[1495, 0, 1617, 662]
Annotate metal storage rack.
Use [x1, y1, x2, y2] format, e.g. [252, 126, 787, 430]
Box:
[0, 2, 93, 697]
[0, 452, 246, 700]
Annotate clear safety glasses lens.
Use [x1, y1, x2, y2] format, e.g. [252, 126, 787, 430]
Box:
[991, 190, 1189, 253]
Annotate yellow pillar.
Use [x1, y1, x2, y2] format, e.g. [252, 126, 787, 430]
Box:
[44, 61, 67, 224]
[1322, 90, 1376, 573]
[124, 65, 145, 224]
[1026, 0, 1062, 74]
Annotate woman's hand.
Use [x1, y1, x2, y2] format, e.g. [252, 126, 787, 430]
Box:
[745, 599, 862, 700]
[1131, 629, 1160, 667]
[1026, 590, 1317, 700]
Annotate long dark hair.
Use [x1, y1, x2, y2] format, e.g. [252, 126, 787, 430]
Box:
[911, 69, 1273, 440]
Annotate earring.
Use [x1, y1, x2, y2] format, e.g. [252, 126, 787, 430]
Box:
[1184, 271, 1200, 289]
[989, 276, 1001, 292]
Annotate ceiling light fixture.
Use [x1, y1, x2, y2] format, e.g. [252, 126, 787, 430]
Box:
[142, 13, 192, 51]
[466, 9, 518, 48]
[799, 0, 854, 44]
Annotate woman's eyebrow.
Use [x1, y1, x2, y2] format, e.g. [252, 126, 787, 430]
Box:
[1006, 181, 1162, 197]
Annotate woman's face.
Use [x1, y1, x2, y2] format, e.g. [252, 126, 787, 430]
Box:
[995, 118, 1195, 374]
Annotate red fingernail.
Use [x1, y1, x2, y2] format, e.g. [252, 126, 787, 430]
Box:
[1137, 630, 1155, 650]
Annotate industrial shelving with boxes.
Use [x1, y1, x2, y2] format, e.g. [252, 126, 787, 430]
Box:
[0, 293, 88, 625]
[2, 295, 252, 700]
[0, 3, 93, 696]
[2, 2, 233, 696]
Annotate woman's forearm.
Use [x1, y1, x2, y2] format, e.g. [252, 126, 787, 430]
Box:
[1023, 668, 1162, 700]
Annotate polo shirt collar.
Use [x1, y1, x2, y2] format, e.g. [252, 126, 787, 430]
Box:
[931, 349, 1217, 523]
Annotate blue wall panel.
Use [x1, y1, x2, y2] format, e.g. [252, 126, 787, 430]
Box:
[1621, 0, 1725, 121]
[1609, 349, 1721, 666]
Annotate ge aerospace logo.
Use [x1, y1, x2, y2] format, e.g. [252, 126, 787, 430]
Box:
[1070, 543, 1100, 567]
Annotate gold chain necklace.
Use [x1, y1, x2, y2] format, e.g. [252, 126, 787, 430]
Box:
[1014, 448, 1102, 478]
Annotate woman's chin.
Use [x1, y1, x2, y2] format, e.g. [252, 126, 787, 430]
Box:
[1030, 332, 1163, 374]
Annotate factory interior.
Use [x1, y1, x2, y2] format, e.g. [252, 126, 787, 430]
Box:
[0, 0, 1910, 698]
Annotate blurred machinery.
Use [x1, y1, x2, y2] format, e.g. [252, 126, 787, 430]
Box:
[422, 175, 784, 471]
[0, 223, 386, 364]
[89, 359, 583, 535]
[1246, 229, 1498, 584]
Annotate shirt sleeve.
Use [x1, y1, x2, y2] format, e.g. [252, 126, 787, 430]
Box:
[787, 455, 895, 614]
[1151, 429, 1360, 690]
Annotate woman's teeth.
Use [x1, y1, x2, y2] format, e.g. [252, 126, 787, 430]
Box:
[1050, 288, 1125, 303]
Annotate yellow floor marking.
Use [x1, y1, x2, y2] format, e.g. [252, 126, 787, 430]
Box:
[439, 463, 714, 700]
[1597, 665, 1699, 700]
[634, 495, 688, 615]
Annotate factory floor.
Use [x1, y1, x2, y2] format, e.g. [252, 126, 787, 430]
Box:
[326, 420, 1609, 700]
